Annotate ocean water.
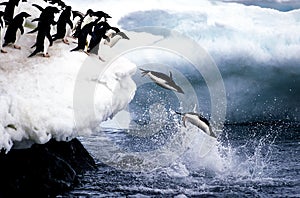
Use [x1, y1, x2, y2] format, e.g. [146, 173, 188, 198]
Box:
[64, 1, 299, 196]
[67, 123, 300, 197]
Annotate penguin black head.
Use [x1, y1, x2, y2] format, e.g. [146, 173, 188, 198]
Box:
[86, 9, 94, 17]
[13, 0, 23, 6]
[45, 6, 60, 14]
[94, 11, 111, 19]
[65, 6, 71, 11]
[19, 12, 31, 18]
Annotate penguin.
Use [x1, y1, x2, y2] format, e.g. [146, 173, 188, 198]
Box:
[140, 68, 184, 94]
[87, 21, 120, 55]
[0, 0, 23, 24]
[72, 9, 95, 38]
[92, 11, 111, 21]
[0, 11, 7, 53]
[44, 0, 66, 9]
[80, 9, 96, 29]
[70, 19, 96, 53]
[28, 18, 56, 57]
[52, 5, 73, 44]
[104, 30, 130, 48]
[176, 111, 217, 138]
[29, 6, 58, 57]
[29, 5, 60, 35]
[3, 11, 31, 49]
[71, 10, 83, 35]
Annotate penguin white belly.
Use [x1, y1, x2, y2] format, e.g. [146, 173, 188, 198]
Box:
[15, 19, 26, 45]
[15, 29, 22, 45]
[148, 73, 167, 84]
[43, 37, 50, 55]
[85, 34, 92, 52]
[105, 35, 122, 48]
[0, 28, 3, 50]
[185, 114, 210, 135]
[65, 23, 72, 39]
[81, 16, 96, 29]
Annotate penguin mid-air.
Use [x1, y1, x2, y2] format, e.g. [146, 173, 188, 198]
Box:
[3, 11, 31, 49]
[0, 11, 7, 53]
[52, 5, 73, 44]
[176, 111, 217, 138]
[140, 68, 184, 94]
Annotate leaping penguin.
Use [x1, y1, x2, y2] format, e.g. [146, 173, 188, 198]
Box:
[3, 11, 31, 49]
[140, 68, 184, 94]
[176, 111, 217, 138]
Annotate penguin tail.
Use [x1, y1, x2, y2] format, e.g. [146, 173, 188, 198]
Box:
[32, 4, 44, 11]
[28, 49, 39, 58]
[209, 127, 217, 138]
[70, 47, 79, 52]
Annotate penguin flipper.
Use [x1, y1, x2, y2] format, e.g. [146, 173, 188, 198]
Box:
[72, 11, 84, 20]
[169, 71, 173, 80]
[117, 32, 130, 40]
[28, 49, 39, 58]
[32, 4, 44, 11]
[70, 47, 80, 52]
[182, 117, 187, 128]
[31, 43, 36, 48]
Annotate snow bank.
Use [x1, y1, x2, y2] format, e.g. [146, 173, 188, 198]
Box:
[0, 29, 137, 152]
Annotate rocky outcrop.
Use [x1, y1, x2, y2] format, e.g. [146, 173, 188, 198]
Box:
[0, 138, 97, 197]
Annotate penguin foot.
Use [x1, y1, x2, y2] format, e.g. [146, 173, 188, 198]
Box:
[63, 39, 69, 45]
[99, 56, 105, 62]
[13, 45, 21, 50]
[1, 49, 7, 53]
[43, 53, 50, 58]
[83, 51, 90, 56]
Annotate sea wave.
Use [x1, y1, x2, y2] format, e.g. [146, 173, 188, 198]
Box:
[118, 6, 300, 123]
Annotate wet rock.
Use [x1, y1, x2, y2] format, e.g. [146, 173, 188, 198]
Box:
[0, 138, 97, 197]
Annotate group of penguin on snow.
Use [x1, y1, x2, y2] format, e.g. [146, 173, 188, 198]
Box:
[0, 0, 217, 138]
[0, 0, 129, 58]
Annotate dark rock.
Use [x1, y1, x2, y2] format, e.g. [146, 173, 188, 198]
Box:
[0, 138, 97, 197]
